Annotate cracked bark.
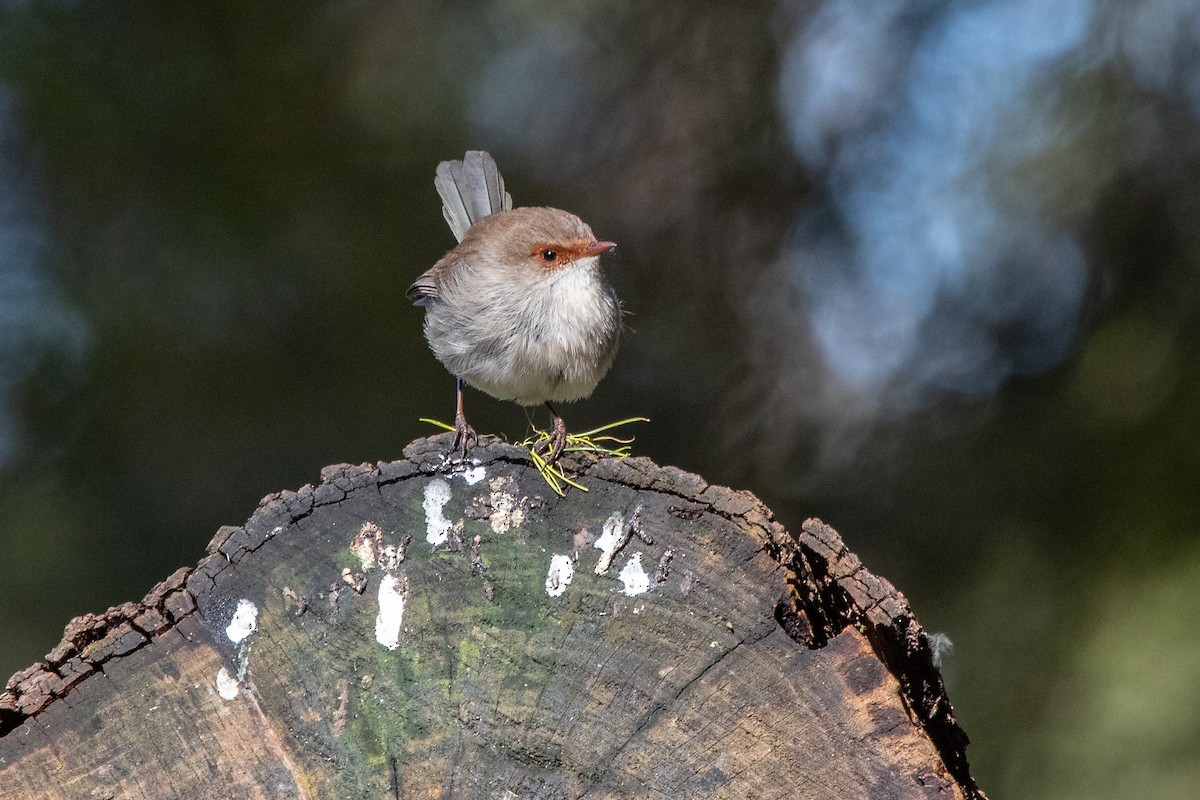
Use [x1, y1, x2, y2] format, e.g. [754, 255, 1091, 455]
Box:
[0, 435, 985, 800]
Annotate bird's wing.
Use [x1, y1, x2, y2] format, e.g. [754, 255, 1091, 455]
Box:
[406, 269, 439, 307]
[435, 150, 513, 243]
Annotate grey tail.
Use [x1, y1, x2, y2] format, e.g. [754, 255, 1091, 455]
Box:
[435, 151, 513, 243]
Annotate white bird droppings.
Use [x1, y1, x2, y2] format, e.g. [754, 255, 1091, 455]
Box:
[461, 465, 487, 485]
[423, 478, 453, 546]
[594, 512, 625, 575]
[545, 554, 574, 598]
[486, 476, 527, 533]
[375, 574, 406, 650]
[215, 667, 240, 700]
[352, 522, 384, 570]
[225, 599, 258, 644]
[618, 553, 650, 596]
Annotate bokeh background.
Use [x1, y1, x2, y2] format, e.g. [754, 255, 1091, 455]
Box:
[2, 1, 1199, 797]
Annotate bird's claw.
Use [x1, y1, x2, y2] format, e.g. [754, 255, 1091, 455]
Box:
[452, 413, 477, 459]
[547, 415, 567, 463]
[532, 414, 567, 464]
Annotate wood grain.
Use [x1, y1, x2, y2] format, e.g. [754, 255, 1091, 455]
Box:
[1, 435, 984, 799]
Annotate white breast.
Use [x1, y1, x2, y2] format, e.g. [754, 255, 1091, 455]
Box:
[424, 258, 621, 406]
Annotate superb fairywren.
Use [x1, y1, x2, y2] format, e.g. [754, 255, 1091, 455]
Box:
[407, 151, 621, 462]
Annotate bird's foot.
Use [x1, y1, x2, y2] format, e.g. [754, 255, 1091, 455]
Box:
[417, 416, 479, 460]
[452, 412, 478, 459]
[532, 415, 568, 464]
[521, 417, 650, 496]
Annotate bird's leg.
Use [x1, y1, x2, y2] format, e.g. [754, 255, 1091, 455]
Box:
[452, 377, 477, 457]
[544, 401, 567, 464]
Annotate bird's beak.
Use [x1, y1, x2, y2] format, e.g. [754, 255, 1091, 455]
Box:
[585, 240, 617, 257]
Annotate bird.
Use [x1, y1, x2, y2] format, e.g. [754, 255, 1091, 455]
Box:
[407, 151, 622, 463]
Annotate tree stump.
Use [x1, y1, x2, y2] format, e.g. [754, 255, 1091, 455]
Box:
[0, 436, 984, 799]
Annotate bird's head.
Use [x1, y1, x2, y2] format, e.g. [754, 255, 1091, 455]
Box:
[465, 206, 616, 278]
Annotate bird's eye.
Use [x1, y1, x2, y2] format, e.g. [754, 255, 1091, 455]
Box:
[540, 249, 558, 263]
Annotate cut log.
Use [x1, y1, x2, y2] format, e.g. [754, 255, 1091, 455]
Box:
[0, 435, 984, 799]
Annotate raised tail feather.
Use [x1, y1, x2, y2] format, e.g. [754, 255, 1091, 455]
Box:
[435, 151, 513, 243]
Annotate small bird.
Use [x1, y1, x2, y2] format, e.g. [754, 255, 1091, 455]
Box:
[407, 151, 622, 463]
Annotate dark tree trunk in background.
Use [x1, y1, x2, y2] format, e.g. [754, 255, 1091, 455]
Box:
[0, 436, 985, 799]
